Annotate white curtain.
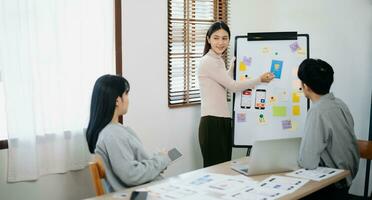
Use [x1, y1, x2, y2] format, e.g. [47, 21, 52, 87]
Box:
[0, 0, 115, 182]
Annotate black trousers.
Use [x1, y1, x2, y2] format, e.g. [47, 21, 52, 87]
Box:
[198, 116, 232, 167]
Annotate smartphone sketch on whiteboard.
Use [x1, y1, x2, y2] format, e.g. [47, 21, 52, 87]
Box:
[255, 89, 266, 110]
[240, 89, 252, 109]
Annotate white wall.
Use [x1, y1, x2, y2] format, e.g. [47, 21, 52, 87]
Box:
[0, 150, 95, 200]
[121, 0, 250, 178]
[121, 0, 203, 177]
[230, 0, 372, 195]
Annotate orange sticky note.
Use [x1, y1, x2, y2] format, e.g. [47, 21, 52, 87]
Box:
[292, 68, 298, 77]
[292, 92, 300, 103]
[268, 96, 278, 105]
[292, 105, 300, 116]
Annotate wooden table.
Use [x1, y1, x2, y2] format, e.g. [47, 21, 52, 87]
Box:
[85, 157, 349, 200]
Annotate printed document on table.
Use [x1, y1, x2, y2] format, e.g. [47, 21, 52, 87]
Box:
[181, 173, 257, 194]
[286, 167, 344, 181]
[223, 175, 308, 200]
[223, 185, 288, 200]
[145, 181, 204, 200]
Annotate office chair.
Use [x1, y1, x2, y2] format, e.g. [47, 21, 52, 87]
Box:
[89, 155, 106, 196]
[357, 140, 372, 199]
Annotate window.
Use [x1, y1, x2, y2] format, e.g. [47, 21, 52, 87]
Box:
[167, 0, 230, 107]
[0, 0, 116, 180]
[0, 0, 123, 151]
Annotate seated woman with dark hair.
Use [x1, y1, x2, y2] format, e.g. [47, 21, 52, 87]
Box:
[86, 74, 171, 192]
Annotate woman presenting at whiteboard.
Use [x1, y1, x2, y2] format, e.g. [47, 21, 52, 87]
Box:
[198, 21, 274, 167]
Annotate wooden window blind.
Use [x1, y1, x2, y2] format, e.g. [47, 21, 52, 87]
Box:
[168, 0, 230, 107]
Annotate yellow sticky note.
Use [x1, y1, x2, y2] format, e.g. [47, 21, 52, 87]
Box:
[289, 121, 298, 131]
[272, 106, 287, 117]
[292, 92, 300, 103]
[239, 61, 247, 71]
[292, 105, 300, 116]
[262, 47, 270, 54]
[297, 47, 306, 56]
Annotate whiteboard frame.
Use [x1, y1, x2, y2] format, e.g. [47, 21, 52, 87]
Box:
[232, 32, 310, 148]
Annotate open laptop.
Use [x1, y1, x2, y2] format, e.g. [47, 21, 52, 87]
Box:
[231, 137, 301, 176]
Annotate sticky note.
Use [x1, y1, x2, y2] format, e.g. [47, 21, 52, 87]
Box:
[282, 120, 292, 129]
[262, 47, 270, 54]
[258, 113, 267, 125]
[290, 121, 298, 131]
[292, 92, 300, 103]
[292, 68, 298, 77]
[297, 47, 306, 56]
[292, 80, 302, 92]
[290, 41, 300, 52]
[270, 60, 284, 79]
[278, 90, 288, 102]
[292, 105, 300, 116]
[237, 113, 246, 122]
[239, 61, 247, 71]
[243, 56, 252, 66]
[268, 96, 278, 105]
[239, 75, 247, 81]
[273, 106, 287, 117]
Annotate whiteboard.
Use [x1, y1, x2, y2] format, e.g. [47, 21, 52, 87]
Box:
[232, 33, 309, 147]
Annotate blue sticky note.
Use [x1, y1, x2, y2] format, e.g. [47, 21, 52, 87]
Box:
[270, 60, 283, 79]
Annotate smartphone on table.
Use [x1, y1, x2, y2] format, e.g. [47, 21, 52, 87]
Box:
[130, 191, 148, 200]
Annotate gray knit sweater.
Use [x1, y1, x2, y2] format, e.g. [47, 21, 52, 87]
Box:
[95, 123, 171, 192]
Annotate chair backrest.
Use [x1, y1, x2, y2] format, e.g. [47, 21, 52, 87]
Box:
[89, 155, 106, 196]
[357, 140, 372, 160]
[357, 140, 372, 198]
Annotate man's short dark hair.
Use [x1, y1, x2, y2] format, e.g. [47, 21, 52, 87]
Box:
[297, 58, 334, 95]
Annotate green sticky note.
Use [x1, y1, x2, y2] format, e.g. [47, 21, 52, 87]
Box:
[273, 106, 287, 116]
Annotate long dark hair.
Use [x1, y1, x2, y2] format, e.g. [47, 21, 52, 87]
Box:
[203, 21, 231, 56]
[86, 74, 130, 153]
